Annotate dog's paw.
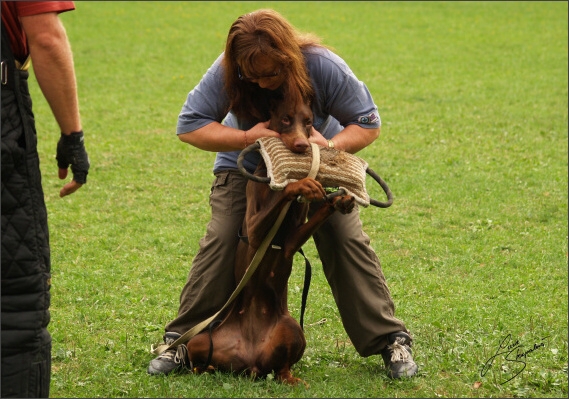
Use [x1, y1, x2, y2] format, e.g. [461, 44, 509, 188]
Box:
[332, 195, 355, 214]
[286, 178, 326, 202]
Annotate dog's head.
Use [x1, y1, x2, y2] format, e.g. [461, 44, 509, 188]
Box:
[268, 99, 313, 154]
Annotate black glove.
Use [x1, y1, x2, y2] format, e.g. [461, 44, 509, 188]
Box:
[56, 130, 90, 184]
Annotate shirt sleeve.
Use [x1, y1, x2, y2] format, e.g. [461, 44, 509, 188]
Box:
[176, 53, 230, 135]
[306, 48, 381, 130]
[17, 1, 75, 17]
[2, 1, 76, 61]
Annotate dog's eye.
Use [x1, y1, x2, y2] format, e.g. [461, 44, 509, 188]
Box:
[305, 119, 313, 126]
[281, 116, 291, 125]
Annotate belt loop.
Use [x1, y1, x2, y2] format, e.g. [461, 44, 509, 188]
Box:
[1, 60, 7, 85]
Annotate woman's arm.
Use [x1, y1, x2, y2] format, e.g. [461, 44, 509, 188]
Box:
[178, 120, 280, 152]
[309, 124, 380, 154]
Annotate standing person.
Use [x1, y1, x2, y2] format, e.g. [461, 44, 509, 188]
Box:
[148, 8, 417, 379]
[1, 2, 89, 397]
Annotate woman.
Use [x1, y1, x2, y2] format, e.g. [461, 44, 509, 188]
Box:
[148, 9, 418, 379]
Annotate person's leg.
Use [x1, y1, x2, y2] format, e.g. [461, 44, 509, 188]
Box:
[2, 70, 53, 396]
[148, 170, 247, 375]
[311, 203, 417, 377]
[166, 170, 247, 333]
[1, 340, 51, 398]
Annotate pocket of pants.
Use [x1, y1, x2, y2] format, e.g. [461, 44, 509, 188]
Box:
[209, 171, 229, 208]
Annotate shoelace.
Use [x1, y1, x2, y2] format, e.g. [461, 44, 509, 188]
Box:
[157, 344, 189, 367]
[174, 344, 189, 367]
[157, 348, 176, 361]
[387, 336, 411, 363]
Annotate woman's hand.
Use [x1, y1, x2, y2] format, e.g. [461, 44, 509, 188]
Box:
[308, 126, 328, 147]
[245, 121, 280, 147]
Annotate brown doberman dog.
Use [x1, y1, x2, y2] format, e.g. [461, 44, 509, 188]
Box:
[185, 98, 355, 385]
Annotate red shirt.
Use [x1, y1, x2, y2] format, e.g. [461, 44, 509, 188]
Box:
[1, 1, 75, 62]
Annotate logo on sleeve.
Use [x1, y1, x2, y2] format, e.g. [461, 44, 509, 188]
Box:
[358, 112, 379, 124]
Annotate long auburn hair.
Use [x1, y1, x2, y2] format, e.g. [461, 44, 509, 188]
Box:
[223, 9, 325, 122]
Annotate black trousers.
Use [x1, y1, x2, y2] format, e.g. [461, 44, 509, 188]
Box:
[1, 341, 51, 398]
[1, 50, 52, 398]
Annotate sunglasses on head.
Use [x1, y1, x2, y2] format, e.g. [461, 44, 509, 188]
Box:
[237, 66, 281, 82]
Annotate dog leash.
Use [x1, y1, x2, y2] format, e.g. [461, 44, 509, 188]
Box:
[151, 143, 321, 356]
[297, 247, 311, 330]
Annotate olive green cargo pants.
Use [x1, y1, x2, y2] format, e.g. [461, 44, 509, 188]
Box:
[166, 169, 408, 356]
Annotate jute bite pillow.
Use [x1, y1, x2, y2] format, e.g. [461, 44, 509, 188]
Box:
[256, 137, 370, 207]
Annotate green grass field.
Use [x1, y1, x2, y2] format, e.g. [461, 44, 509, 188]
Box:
[26, 1, 567, 397]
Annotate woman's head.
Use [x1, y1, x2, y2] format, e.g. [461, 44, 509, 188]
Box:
[223, 9, 323, 121]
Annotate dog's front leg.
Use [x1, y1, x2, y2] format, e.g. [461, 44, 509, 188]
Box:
[282, 187, 355, 259]
[282, 201, 335, 260]
[245, 177, 326, 250]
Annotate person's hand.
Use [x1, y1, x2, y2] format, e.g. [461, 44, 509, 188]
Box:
[245, 121, 280, 146]
[56, 131, 90, 197]
[308, 126, 328, 147]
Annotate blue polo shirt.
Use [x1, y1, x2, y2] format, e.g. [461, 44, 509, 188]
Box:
[177, 46, 381, 174]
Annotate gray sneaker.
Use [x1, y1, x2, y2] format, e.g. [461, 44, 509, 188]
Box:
[147, 332, 189, 375]
[380, 331, 418, 378]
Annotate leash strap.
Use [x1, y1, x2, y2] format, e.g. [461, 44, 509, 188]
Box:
[298, 248, 311, 330]
[151, 143, 322, 356]
[297, 143, 319, 330]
